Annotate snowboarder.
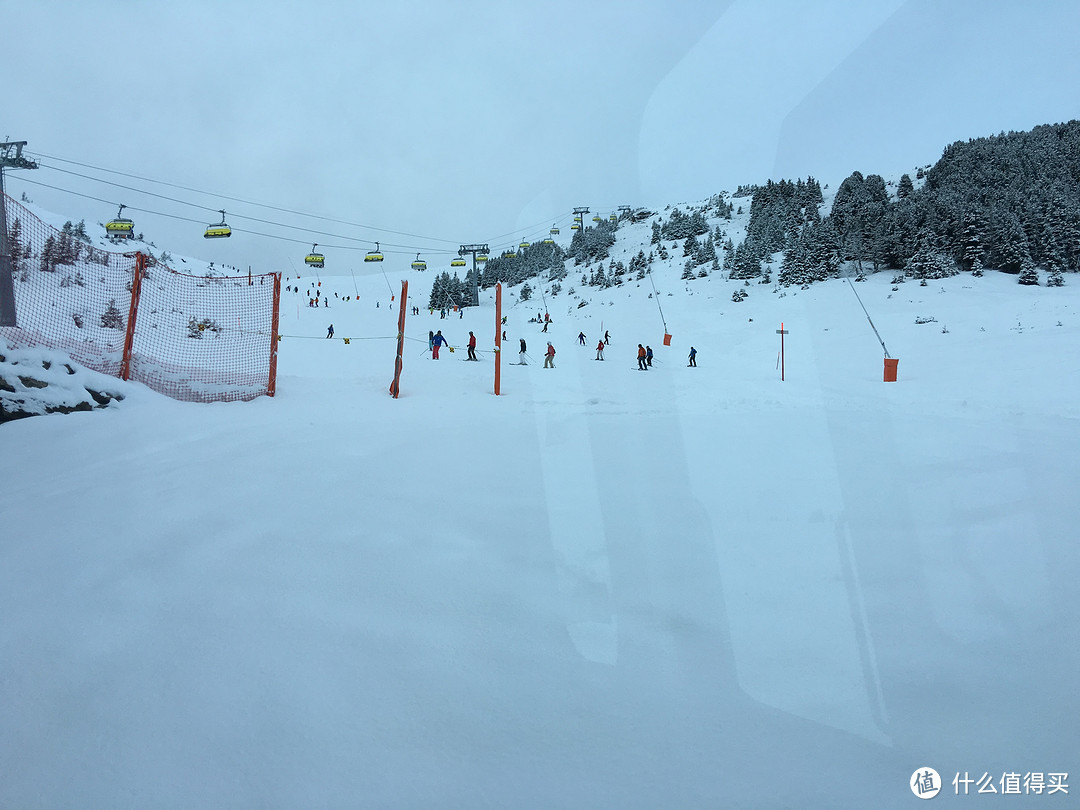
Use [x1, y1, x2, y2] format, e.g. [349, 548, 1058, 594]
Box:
[541, 320, 549, 333]
[646, 346, 653, 366]
[596, 340, 605, 360]
[467, 331, 477, 361]
[519, 338, 527, 365]
[432, 330, 448, 359]
[544, 341, 556, 368]
[637, 344, 648, 370]
[688, 346, 697, 367]
[578, 331, 586, 346]
[326, 324, 334, 339]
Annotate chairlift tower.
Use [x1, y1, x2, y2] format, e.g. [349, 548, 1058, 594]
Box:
[572, 207, 590, 232]
[458, 243, 489, 306]
[0, 141, 38, 326]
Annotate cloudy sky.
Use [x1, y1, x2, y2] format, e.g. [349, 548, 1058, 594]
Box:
[6, 0, 1080, 274]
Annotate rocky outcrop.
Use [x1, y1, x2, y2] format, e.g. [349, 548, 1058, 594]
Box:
[0, 350, 125, 424]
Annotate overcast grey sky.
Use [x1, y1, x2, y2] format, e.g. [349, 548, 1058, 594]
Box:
[6, 0, 1080, 274]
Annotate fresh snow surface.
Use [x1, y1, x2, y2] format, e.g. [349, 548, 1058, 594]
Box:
[2, 263, 1078, 808]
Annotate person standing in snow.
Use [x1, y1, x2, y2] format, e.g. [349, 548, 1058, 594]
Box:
[578, 331, 586, 345]
[326, 324, 334, 339]
[637, 344, 648, 370]
[428, 330, 435, 352]
[604, 330, 610, 345]
[519, 338, 527, 365]
[688, 346, 697, 367]
[646, 345, 653, 367]
[467, 331, 477, 361]
[596, 340, 605, 360]
[432, 330, 448, 359]
[544, 341, 556, 368]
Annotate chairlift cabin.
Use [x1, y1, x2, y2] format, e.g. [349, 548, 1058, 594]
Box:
[477, 254, 488, 263]
[592, 215, 602, 223]
[571, 223, 581, 231]
[609, 213, 618, 223]
[542, 237, 554, 245]
[364, 242, 384, 262]
[105, 204, 135, 239]
[450, 256, 466, 268]
[550, 224, 560, 235]
[519, 241, 530, 250]
[204, 210, 232, 239]
[502, 249, 516, 259]
[411, 253, 427, 271]
[305, 243, 325, 268]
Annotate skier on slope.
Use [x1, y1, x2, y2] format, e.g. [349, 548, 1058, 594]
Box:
[327, 324, 334, 339]
[596, 340, 605, 360]
[432, 330, 448, 359]
[519, 338, 527, 365]
[544, 341, 556, 368]
[646, 346, 653, 367]
[688, 346, 697, 367]
[637, 344, 648, 370]
[467, 331, 477, 361]
[578, 331, 586, 346]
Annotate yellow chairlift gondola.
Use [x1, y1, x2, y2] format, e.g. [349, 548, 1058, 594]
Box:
[609, 213, 618, 223]
[451, 254, 466, 267]
[364, 242, 384, 262]
[571, 223, 581, 231]
[105, 204, 135, 239]
[542, 236, 554, 244]
[502, 248, 516, 259]
[411, 253, 427, 271]
[550, 224, 560, 235]
[592, 215, 602, 223]
[305, 243, 325, 268]
[519, 240, 530, 250]
[204, 210, 232, 239]
[477, 253, 488, 263]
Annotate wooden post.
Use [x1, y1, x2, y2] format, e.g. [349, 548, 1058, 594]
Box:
[390, 280, 409, 398]
[494, 283, 502, 396]
[119, 252, 147, 381]
[267, 272, 281, 396]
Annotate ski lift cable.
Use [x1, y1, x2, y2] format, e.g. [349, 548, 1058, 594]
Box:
[8, 176, 439, 254]
[28, 164, 450, 254]
[29, 151, 464, 246]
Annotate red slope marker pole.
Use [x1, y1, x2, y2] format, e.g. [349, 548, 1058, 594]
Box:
[494, 283, 502, 396]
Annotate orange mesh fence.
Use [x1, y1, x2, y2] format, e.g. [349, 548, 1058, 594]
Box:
[1, 194, 279, 402]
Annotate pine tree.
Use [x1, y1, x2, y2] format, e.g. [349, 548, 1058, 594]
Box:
[1018, 255, 1039, 285]
[101, 299, 124, 329]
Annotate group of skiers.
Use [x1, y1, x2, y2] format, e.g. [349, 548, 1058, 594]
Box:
[324, 313, 697, 368]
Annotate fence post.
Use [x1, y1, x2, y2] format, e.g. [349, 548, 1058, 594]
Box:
[267, 272, 281, 396]
[119, 252, 146, 381]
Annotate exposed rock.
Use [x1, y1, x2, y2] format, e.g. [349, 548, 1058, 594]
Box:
[18, 375, 49, 389]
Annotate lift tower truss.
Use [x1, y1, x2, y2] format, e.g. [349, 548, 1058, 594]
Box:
[1, 141, 39, 326]
[458, 244, 489, 306]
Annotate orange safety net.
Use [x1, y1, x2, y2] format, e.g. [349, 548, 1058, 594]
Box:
[1, 194, 278, 403]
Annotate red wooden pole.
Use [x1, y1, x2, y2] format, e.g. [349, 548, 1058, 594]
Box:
[267, 272, 281, 396]
[494, 283, 502, 395]
[119, 252, 147, 381]
[781, 321, 785, 382]
[390, 280, 409, 398]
